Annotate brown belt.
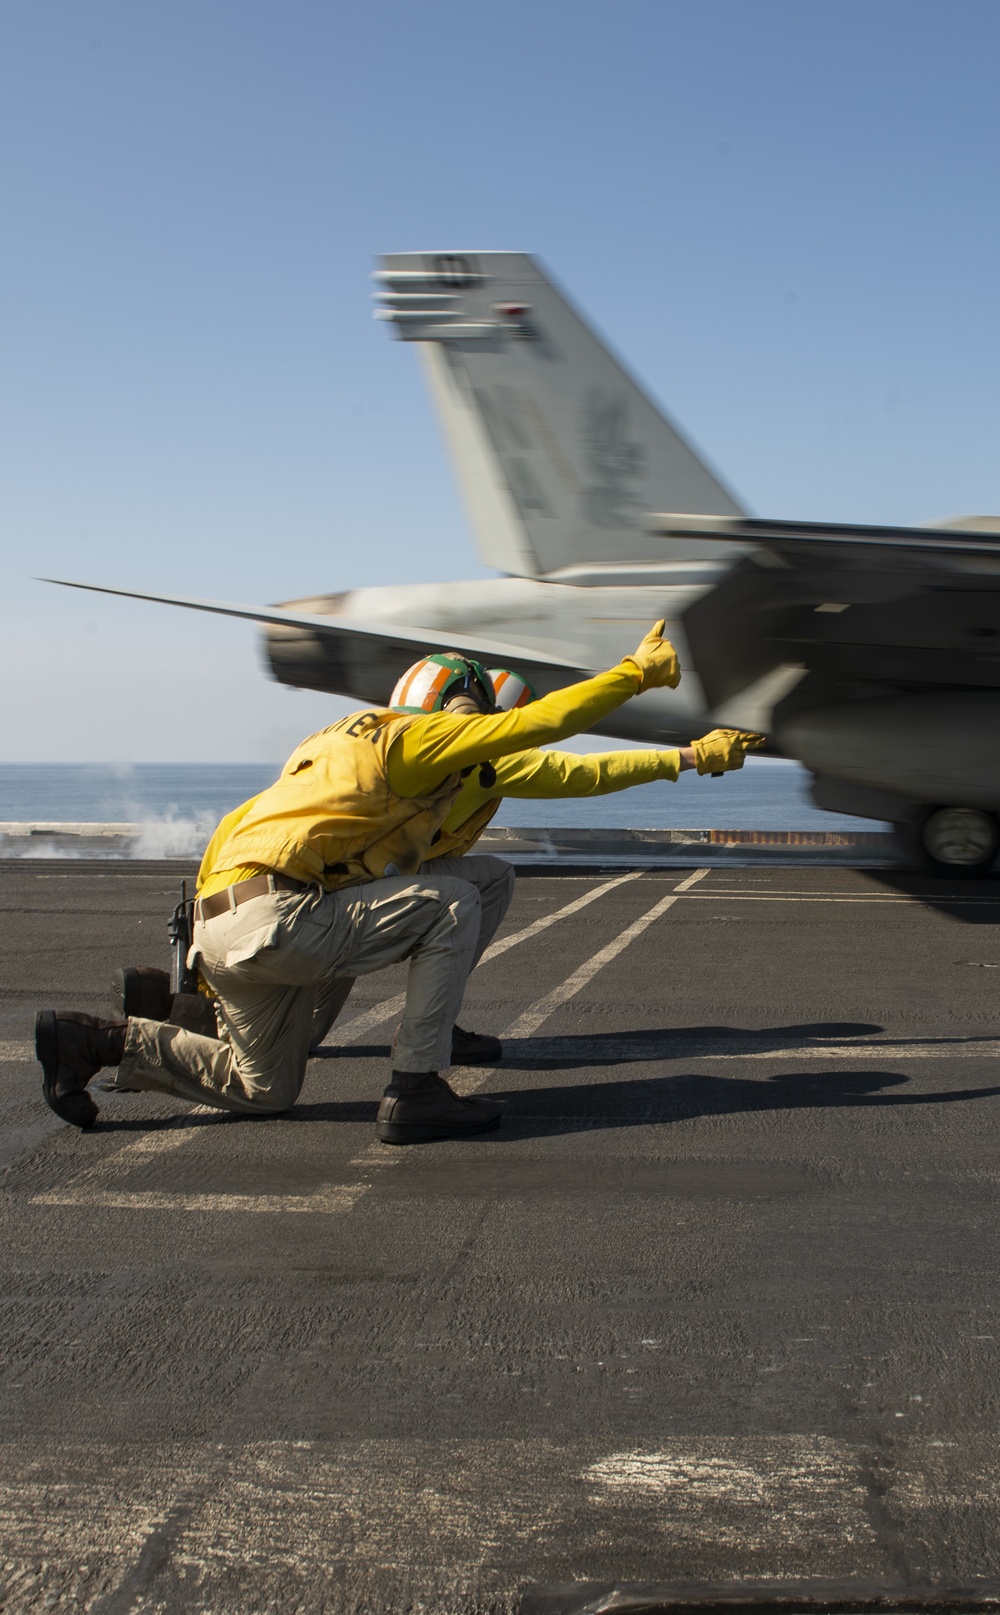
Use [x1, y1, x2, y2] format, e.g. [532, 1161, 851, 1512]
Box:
[193, 873, 306, 923]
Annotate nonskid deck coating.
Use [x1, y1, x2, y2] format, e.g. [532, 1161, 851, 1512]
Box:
[2, 860, 1000, 1612]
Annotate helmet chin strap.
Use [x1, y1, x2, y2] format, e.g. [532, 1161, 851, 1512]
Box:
[443, 692, 494, 716]
[443, 691, 499, 785]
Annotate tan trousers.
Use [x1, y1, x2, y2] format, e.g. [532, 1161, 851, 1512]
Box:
[116, 871, 482, 1115]
[308, 854, 516, 1048]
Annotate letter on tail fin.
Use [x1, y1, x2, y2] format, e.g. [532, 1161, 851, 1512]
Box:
[375, 251, 747, 578]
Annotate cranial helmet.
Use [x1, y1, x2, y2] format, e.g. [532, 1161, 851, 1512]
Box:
[390, 652, 495, 714]
[487, 669, 537, 710]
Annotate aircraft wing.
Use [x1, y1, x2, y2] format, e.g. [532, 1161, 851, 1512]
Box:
[648, 514, 1000, 711]
[41, 577, 583, 705]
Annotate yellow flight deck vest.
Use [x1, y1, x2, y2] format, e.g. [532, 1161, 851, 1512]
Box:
[206, 710, 464, 892]
[426, 796, 500, 861]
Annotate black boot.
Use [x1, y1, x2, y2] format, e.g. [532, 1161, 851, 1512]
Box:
[451, 1024, 502, 1063]
[111, 965, 172, 1022]
[376, 1070, 502, 1145]
[35, 1011, 127, 1130]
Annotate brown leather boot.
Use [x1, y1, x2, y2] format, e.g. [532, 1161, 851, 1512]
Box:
[112, 966, 218, 1038]
[35, 1011, 127, 1130]
[111, 966, 172, 1022]
[376, 1070, 502, 1145]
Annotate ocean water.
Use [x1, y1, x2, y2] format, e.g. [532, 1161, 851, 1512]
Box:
[0, 763, 280, 826]
[0, 763, 280, 859]
[0, 759, 882, 848]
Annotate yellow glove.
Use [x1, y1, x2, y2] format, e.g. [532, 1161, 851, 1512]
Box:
[691, 728, 766, 775]
[623, 620, 681, 691]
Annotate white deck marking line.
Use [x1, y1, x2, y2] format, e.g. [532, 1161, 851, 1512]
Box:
[500, 869, 710, 1043]
[0, 1041, 33, 1063]
[32, 1103, 368, 1214]
[513, 1034, 1000, 1063]
[671, 868, 713, 893]
[36, 1185, 367, 1214]
[675, 893, 917, 905]
[704, 891, 904, 904]
[30, 1106, 232, 1208]
[447, 869, 712, 1096]
[324, 870, 646, 1045]
[480, 869, 647, 959]
[347, 1140, 392, 1170]
[701, 891, 1000, 904]
[706, 1039, 1000, 1060]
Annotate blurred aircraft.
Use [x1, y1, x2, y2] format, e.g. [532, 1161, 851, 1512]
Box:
[49, 251, 1000, 873]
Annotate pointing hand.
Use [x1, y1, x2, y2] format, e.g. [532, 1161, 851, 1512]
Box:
[691, 728, 766, 775]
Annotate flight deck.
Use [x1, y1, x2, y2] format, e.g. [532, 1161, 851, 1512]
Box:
[2, 858, 1000, 1613]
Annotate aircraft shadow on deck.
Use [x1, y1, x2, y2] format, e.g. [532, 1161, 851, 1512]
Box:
[862, 867, 1000, 920]
[482, 1068, 1000, 1142]
[498, 1022, 882, 1065]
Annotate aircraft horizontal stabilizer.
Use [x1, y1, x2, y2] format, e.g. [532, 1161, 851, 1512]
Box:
[649, 513, 1000, 559]
[40, 577, 584, 706]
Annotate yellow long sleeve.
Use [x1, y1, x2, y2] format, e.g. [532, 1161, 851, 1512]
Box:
[386, 664, 641, 798]
[492, 747, 680, 796]
[439, 746, 680, 833]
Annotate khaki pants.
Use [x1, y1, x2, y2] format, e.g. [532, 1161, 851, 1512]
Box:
[116, 871, 482, 1115]
[308, 854, 515, 1048]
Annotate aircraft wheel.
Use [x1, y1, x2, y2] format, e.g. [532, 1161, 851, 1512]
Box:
[895, 807, 1000, 877]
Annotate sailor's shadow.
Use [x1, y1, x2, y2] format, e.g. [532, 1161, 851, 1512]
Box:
[310, 1042, 391, 1060]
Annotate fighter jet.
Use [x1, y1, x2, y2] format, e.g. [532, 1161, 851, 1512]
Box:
[49, 251, 1000, 874]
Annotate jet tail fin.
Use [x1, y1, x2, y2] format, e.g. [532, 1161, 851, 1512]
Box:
[375, 251, 746, 578]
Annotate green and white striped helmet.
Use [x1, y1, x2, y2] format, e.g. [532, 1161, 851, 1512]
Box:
[389, 652, 495, 714]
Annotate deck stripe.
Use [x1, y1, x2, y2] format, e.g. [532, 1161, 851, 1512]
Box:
[501, 870, 710, 1042]
[34, 1184, 367, 1214]
[513, 1032, 1000, 1063]
[323, 870, 645, 1044]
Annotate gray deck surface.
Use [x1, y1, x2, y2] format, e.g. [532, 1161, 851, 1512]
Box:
[2, 859, 1000, 1613]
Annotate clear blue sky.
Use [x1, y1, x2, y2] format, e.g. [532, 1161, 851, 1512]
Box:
[2, 0, 999, 761]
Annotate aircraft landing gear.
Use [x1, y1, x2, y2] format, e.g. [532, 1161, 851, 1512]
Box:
[895, 806, 1000, 877]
